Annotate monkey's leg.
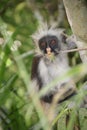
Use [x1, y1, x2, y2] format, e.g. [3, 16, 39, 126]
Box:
[40, 100, 56, 123]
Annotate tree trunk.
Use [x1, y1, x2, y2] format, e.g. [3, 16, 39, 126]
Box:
[63, 0, 87, 63]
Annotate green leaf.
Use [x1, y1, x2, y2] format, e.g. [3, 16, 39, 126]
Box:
[0, 74, 18, 105]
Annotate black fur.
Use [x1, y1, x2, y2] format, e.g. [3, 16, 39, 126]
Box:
[31, 56, 43, 89]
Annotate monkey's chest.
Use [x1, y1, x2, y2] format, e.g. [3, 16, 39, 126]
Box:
[48, 64, 66, 78]
[38, 59, 70, 89]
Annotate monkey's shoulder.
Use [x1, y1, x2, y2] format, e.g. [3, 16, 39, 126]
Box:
[31, 56, 42, 80]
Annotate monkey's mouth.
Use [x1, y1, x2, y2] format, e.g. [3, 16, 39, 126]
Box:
[43, 48, 60, 61]
[43, 50, 59, 62]
[46, 48, 59, 56]
[45, 52, 55, 60]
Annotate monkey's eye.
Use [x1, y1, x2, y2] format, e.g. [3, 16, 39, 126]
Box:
[39, 42, 46, 50]
[50, 40, 57, 48]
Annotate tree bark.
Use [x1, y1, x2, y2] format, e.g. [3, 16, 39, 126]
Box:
[63, 0, 87, 62]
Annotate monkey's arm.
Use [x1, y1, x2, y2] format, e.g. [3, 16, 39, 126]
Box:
[31, 56, 42, 90]
[61, 32, 77, 50]
[66, 35, 77, 50]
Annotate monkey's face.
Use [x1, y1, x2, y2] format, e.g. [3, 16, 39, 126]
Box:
[39, 35, 61, 59]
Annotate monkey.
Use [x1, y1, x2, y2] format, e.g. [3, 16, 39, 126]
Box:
[31, 23, 77, 105]
[31, 24, 87, 126]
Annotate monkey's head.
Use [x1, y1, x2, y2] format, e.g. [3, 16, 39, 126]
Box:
[38, 35, 61, 56]
[32, 23, 66, 60]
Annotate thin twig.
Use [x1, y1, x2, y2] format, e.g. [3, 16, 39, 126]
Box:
[59, 47, 87, 53]
[14, 47, 87, 61]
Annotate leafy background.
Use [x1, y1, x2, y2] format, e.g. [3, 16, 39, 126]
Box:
[0, 0, 87, 130]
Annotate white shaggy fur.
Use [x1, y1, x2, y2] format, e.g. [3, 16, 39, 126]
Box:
[38, 53, 71, 94]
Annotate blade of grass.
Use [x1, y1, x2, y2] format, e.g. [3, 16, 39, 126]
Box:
[0, 18, 51, 130]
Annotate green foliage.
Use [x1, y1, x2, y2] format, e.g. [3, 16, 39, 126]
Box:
[0, 1, 87, 130]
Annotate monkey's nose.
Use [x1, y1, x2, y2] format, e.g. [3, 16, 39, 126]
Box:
[46, 47, 51, 55]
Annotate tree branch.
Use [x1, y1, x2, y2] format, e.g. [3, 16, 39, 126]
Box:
[60, 47, 87, 53]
